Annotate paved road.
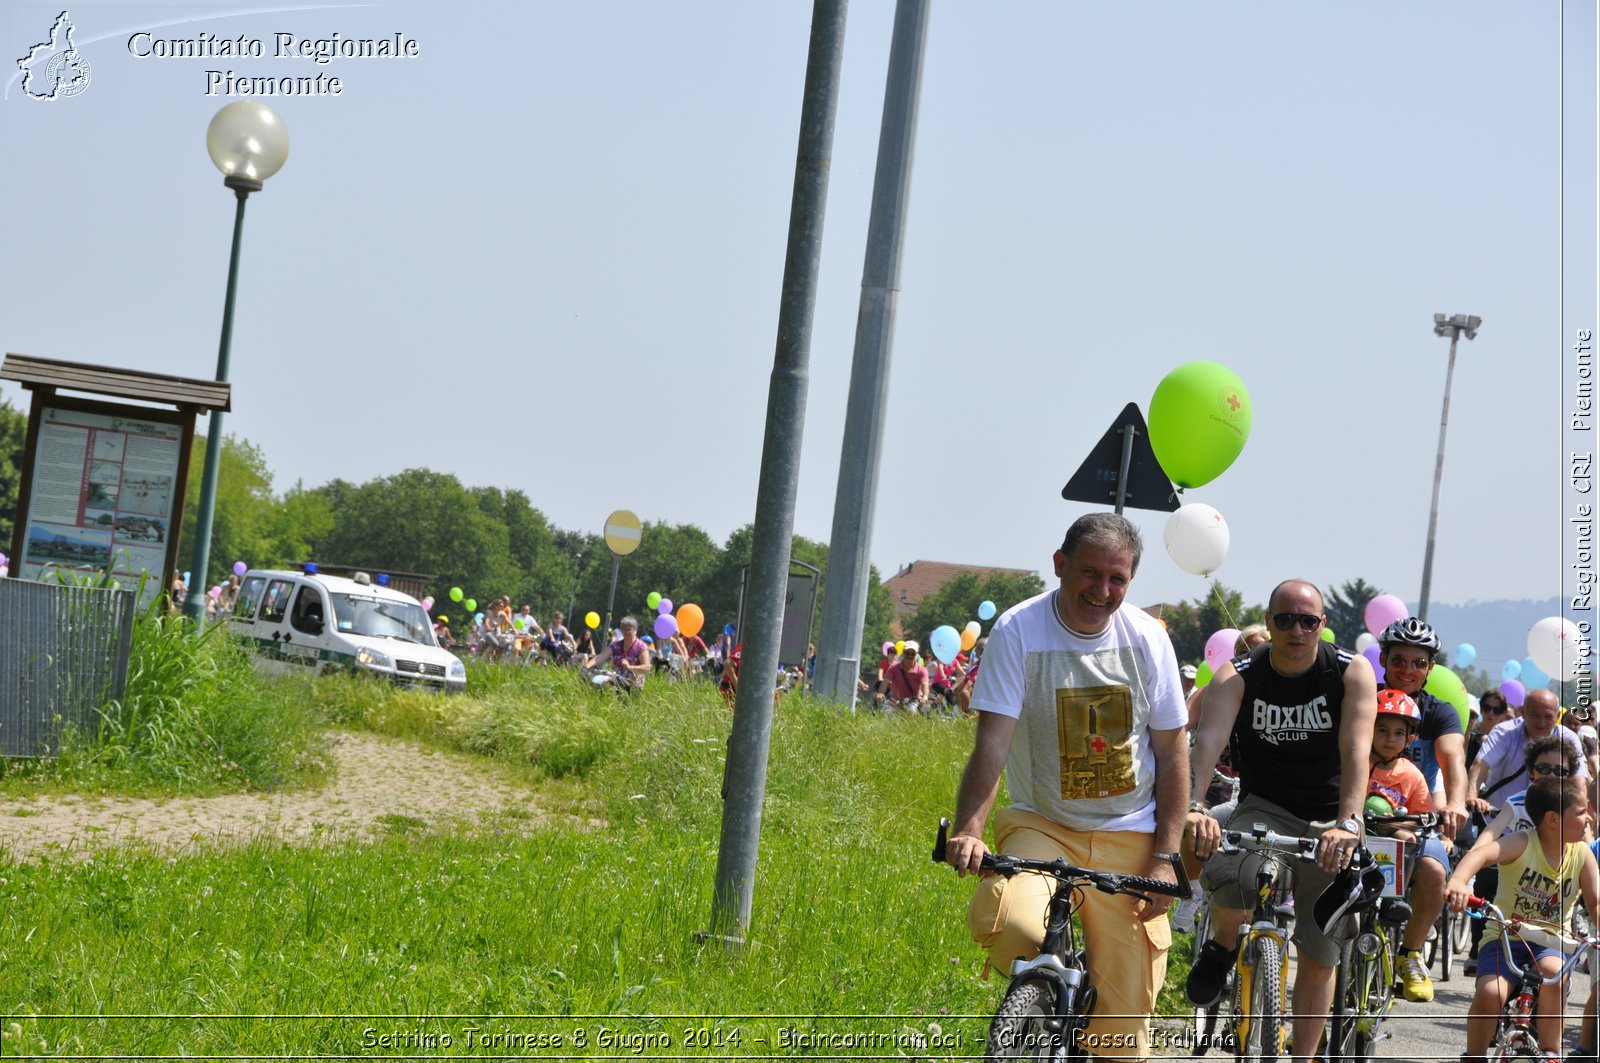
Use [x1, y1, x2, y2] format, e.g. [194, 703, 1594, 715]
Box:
[1155, 934, 1593, 1062]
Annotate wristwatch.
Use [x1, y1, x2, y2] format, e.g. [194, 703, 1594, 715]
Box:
[1336, 817, 1363, 836]
[1187, 800, 1209, 814]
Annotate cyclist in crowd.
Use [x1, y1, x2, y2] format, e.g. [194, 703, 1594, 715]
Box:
[1184, 579, 1376, 1063]
[1369, 616, 1468, 1003]
[1366, 688, 1434, 835]
[1469, 688, 1587, 814]
[587, 615, 651, 690]
[1467, 688, 1514, 768]
[884, 641, 930, 709]
[1445, 776, 1599, 1063]
[945, 513, 1188, 1063]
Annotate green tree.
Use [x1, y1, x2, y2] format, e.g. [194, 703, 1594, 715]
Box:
[1325, 578, 1384, 646]
[175, 434, 279, 590]
[313, 469, 517, 605]
[904, 569, 1047, 645]
[259, 480, 335, 568]
[0, 398, 26, 549]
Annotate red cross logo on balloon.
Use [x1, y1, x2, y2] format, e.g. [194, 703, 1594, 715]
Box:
[1089, 735, 1107, 754]
[1226, 393, 1240, 412]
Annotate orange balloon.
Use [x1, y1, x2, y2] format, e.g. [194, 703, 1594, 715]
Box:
[960, 628, 978, 652]
[677, 603, 705, 639]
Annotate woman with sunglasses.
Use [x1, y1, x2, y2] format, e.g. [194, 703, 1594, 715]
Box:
[1461, 734, 1582, 976]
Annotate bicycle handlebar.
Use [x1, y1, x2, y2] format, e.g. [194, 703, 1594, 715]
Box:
[932, 818, 1189, 900]
[1217, 823, 1321, 860]
[1363, 810, 1441, 833]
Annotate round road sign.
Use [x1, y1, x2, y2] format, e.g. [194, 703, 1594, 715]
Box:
[603, 509, 642, 556]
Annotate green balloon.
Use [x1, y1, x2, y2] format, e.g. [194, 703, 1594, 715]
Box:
[647, 591, 662, 610]
[1194, 661, 1214, 688]
[449, 586, 464, 602]
[465, 598, 477, 612]
[1320, 627, 1336, 644]
[1148, 360, 1253, 488]
[1423, 664, 1471, 731]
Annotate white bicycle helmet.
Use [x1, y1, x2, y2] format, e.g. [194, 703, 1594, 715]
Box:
[1378, 616, 1440, 654]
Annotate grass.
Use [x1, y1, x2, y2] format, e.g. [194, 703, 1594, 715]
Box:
[0, 633, 1201, 1055]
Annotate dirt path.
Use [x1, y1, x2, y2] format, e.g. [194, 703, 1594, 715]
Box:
[0, 731, 548, 861]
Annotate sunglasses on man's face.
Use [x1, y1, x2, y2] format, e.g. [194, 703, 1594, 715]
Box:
[1271, 612, 1323, 632]
[1532, 763, 1573, 778]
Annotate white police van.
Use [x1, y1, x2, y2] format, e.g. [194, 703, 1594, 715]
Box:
[229, 567, 466, 692]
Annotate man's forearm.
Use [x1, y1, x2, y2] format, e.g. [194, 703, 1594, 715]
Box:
[1154, 739, 1189, 853]
[954, 756, 1003, 839]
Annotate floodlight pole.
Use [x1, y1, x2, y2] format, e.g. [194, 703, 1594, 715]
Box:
[1418, 312, 1480, 622]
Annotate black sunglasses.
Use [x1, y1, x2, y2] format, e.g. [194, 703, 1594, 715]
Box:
[1271, 612, 1323, 632]
[1532, 763, 1573, 778]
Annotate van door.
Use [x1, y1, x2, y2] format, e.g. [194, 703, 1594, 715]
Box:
[255, 577, 314, 675]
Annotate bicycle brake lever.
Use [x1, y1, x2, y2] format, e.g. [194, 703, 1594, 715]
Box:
[934, 818, 950, 863]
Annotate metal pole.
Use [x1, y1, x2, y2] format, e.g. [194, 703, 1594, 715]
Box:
[814, 0, 930, 707]
[183, 189, 250, 624]
[1418, 328, 1460, 622]
[604, 556, 620, 637]
[709, 0, 847, 948]
[1113, 422, 1137, 515]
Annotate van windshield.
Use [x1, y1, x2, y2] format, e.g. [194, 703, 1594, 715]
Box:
[331, 594, 434, 645]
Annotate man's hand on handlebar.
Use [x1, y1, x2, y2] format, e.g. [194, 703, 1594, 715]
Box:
[1140, 856, 1179, 916]
[1186, 807, 1221, 859]
[1439, 802, 1467, 838]
[944, 831, 990, 877]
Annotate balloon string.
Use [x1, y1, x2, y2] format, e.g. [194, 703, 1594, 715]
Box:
[1209, 580, 1238, 629]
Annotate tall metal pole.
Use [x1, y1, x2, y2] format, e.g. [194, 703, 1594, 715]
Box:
[709, 0, 847, 947]
[183, 190, 250, 624]
[813, 0, 930, 706]
[1419, 314, 1478, 621]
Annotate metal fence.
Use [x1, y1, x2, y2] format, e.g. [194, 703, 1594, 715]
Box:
[0, 579, 136, 757]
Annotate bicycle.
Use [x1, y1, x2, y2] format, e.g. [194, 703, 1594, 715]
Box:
[1326, 812, 1437, 1063]
[1465, 895, 1600, 1061]
[932, 818, 1188, 1061]
[1188, 823, 1320, 1063]
[1424, 827, 1468, 982]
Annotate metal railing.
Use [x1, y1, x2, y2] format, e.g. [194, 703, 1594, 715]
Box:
[0, 579, 135, 757]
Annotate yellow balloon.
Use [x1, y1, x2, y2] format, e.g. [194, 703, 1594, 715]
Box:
[960, 628, 978, 652]
[895, 641, 905, 655]
[585, 611, 601, 630]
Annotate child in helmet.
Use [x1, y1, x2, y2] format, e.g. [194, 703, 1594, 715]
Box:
[1368, 687, 1434, 843]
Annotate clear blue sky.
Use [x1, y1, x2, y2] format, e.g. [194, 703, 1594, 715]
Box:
[2, 2, 1594, 635]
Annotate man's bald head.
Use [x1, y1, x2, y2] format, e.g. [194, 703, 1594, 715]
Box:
[1268, 579, 1325, 614]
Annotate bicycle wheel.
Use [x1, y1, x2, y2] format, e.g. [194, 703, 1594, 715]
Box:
[1248, 937, 1287, 1063]
[1450, 906, 1472, 952]
[1436, 905, 1453, 982]
[1328, 940, 1359, 1063]
[986, 979, 1071, 1061]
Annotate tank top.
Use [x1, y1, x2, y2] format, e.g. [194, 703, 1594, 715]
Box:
[1231, 641, 1352, 820]
[1495, 835, 1585, 927]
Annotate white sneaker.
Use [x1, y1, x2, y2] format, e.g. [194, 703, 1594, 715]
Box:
[1170, 884, 1203, 932]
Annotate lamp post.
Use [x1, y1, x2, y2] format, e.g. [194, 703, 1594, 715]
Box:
[182, 102, 289, 624]
[1418, 312, 1481, 622]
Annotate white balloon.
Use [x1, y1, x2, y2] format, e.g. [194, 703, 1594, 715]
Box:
[1354, 632, 1377, 653]
[1527, 615, 1585, 683]
[1163, 503, 1230, 577]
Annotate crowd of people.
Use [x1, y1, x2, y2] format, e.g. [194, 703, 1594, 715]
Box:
[942, 511, 1595, 1063]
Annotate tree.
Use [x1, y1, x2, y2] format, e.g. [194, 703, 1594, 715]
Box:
[1326, 578, 1385, 646]
[905, 569, 1047, 645]
[313, 469, 517, 604]
[0, 398, 26, 549]
[175, 433, 279, 590]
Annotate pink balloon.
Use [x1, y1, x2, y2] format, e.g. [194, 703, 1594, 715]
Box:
[421, 596, 434, 611]
[1363, 594, 1409, 637]
[658, 597, 674, 616]
[654, 613, 678, 639]
[1500, 679, 1527, 708]
[1362, 643, 1385, 684]
[1204, 628, 1242, 671]
[209, 585, 223, 599]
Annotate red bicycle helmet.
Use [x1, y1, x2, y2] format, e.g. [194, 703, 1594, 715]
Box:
[1375, 687, 1421, 725]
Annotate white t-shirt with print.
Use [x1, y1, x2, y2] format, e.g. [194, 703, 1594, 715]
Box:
[970, 588, 1186, 833]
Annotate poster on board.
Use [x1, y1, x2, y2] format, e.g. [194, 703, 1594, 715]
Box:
[18, 405, 183, 611]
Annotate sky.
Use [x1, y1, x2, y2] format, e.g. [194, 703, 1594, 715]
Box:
[2, 2, 1596, 636]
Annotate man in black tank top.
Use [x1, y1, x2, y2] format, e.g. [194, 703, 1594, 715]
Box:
[1181, 579, 1378, 1063]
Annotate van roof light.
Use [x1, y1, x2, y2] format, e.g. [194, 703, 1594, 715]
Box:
[353, 571, 372, 586]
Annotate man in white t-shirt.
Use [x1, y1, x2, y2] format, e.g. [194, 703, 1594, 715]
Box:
[944, 513, 1189, 1062]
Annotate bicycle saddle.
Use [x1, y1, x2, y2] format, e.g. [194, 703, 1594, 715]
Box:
[1314, 852, 1388, 940]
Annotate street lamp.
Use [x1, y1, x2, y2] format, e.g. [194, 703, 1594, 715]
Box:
[1418, 312, 1481, 622]
[182, 102, 289, 624]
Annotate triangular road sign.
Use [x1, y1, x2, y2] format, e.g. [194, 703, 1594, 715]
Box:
[1061, 402, 1178, 513]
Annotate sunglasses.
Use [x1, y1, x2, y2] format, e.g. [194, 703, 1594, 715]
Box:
[1386, 655, 1432, 671]
[1271, 612, 1323, 632]
[1532, 763, 1573, 778]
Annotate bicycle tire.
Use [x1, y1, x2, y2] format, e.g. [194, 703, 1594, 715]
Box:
[1450, 906, 1472, 952]
[1436, 904, 1453, 982]
[1249, 936, 1287, 1063]
[986, 979, 1073, 1061]
[1328, 939, 1358, 1063]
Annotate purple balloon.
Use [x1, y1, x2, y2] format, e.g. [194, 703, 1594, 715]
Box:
[658, 597, 674, 616]
[232, 560, 248, 576]
[1362, 643, 1385, 684]
[654, 613, 678, 639]
[1500, 679, 1527, 708]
